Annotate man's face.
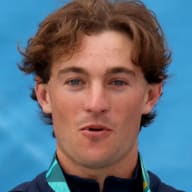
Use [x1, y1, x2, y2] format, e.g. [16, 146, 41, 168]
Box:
[36, 31, 161, 171]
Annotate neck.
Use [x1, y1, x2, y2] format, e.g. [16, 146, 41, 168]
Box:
[56, 144, 138, 191]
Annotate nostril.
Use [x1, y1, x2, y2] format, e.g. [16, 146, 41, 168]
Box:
[83, 89, 110, 113]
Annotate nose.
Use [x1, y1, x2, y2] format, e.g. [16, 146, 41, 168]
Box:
[84, 83, 110, 114]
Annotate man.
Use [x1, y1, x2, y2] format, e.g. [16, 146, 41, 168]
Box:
[11, 0, 184, 191]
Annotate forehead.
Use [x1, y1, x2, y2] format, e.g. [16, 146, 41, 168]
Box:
[51, 30, 139, 75]
[79, 30, 132, 54]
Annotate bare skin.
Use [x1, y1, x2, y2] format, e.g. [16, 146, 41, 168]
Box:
[35, 30, 162, 191]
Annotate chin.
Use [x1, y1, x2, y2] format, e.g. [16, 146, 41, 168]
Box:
[78, 152, 115, 169]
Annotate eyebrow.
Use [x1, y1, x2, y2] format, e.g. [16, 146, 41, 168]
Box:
[57, 66, 136, 78]
[57, 67, 89, 78]
[105, 67, 136, 77]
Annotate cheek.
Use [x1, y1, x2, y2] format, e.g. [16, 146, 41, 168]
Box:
[114, 94, 144, 115]
[50, 91, 83, 126]
[112, 93, 145, 127]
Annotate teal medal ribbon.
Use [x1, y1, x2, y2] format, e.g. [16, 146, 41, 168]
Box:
[46, 158, 70, 192]
[46, 154, 151, 192]
[140, 155, 151, 192]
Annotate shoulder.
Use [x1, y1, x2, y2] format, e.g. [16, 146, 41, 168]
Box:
[9, 172, 53, 192]
[148, 171, 185, 192]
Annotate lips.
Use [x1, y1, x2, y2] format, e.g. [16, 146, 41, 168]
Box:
[80, 124, 112, 139]
[80, 124, 112, 131]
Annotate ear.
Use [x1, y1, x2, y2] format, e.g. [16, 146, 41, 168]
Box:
[142, 83, 162, 115]
[35, 76, 52, 114]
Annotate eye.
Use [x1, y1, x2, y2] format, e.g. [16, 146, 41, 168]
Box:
[65, 78, 85, 88]
[67, 79, 82, 86]
[110, 79, 128, 86]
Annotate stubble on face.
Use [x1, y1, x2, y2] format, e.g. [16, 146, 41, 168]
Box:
[41, 30, 154, 186]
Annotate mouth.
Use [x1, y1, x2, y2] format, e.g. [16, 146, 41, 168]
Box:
[87, 127, 106, 131]
[80, 124, 112, 139]
[80, 124, 112, 131]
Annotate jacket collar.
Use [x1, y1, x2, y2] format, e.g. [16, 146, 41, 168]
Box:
[46, 153, 151, 192]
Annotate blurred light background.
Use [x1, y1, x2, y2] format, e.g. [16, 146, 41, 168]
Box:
[0, 0, 191, 191]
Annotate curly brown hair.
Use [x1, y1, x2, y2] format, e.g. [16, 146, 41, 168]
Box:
[19, 0, 171, 127]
